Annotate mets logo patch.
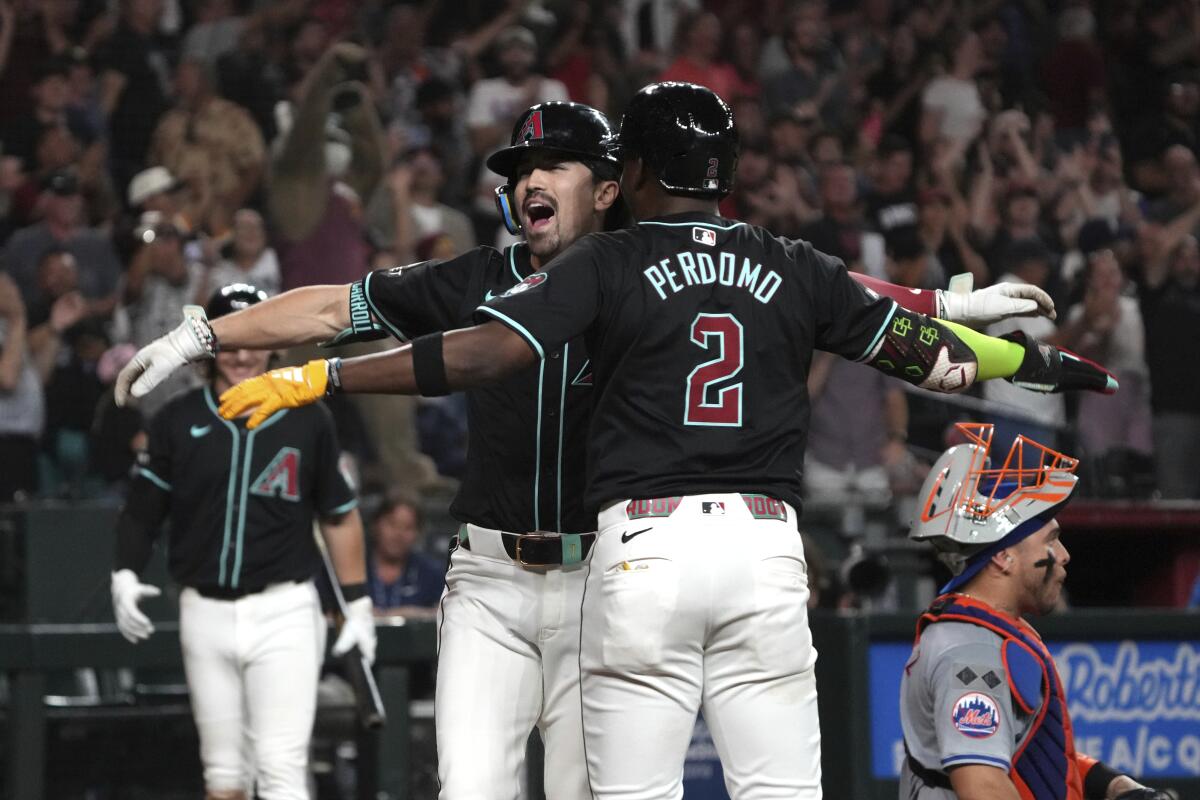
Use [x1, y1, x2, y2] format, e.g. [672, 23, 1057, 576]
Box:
[951, 692, 1000, 738]
[503, 272, 548, 298]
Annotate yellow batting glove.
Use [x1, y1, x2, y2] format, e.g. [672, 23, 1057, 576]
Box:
[219, 359, 329, 429]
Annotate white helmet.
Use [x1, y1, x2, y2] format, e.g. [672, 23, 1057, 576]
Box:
[910, 423, 1079, 590]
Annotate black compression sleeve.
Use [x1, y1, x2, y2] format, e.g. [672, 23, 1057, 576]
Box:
[114, 483, 171, 573]
[412, 332, 449, 396]
[1083, 761, 1122, 800]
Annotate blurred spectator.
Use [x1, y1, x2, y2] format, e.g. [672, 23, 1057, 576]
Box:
[1041, 7, 1106, 134]
[180, 0, 245, 70]
[864, 135, 917, 234]
[411, 78, 473, 206]
[368, 151, 475, 265]
[116, 211, 203, 415]
[149, 57, 266, 235]
[367, 493, 443, 618]
[24, 247, 87, 373]
[91, 342, 143, 489]
[37, 317, 107, 495]
[984, 238, 1065, 454]
[918, 187, 988, 285]
[374, 4, 462, 150]
[919, 29, 985, 149]
[1140, 225, 1200, 499]
[800, 161, 866, 269]
[2, 169, 120, 321]
[762, 2, 848, 127]
[0, 0, 83, 127]
[657, 10, 738, 103]
[865, 22, 927, 145]
[1, 57, 97, 172]
[1146, 144, 1200, 224]
[725, 21, 763, 101]
[127, 165, 193, 234]
[96, 0, 171, 191]
[1128, 70, 1200, 195]
[202, 209, 280, 298]
[467, 26, 568, 219]
[0, 271, 41, 501]
[1059, 247, 1153, 464]
[882, 224, 940, 290]
[975, 181, 1052, 281]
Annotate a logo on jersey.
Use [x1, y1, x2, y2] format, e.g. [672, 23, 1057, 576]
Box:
[502, 272, 547, 298]
[703, 158, 720, 191]
[626, 497, 681, 519]
[951, 692, 1000, 738]
[250, 447, 301, 502]
[519, 110, 544, 142]
[701, 501, 725, 515]
[484, 289, 498, 302]
[190, 424, 211, 438]
[693, 227, 716, 247]
[571, 359, 593, 387]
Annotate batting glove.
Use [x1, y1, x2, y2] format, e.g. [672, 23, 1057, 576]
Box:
[936, 274, 1056, 328]
[1003, 330, 1119, 394]
[116, 305, 217, 406]
[218, 359, 329, 429]
[111, 569, 161, 644]
[332, 596, 377, 666]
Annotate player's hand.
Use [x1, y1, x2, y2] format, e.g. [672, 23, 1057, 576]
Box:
[936, 274, 1056, 327]
[116, 306, 216, 406]
[1003, 331, 1119, 394]
[332, 596, 377, 666]
[111, 569, 161, 644]
[218, 359, 328, 428]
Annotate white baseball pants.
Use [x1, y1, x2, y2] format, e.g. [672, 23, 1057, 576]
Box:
[179, 581, 326, 799]
[435, 524, 590, 800]
[580, 494, 822, 800]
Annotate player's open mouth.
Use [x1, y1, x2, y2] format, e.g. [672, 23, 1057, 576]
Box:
[525, 200, 556, 232]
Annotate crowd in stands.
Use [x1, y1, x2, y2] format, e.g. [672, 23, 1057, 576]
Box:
[0, 0, 1198, 516]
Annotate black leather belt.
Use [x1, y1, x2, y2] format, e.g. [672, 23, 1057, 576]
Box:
[459, 531, 596, 566]
[193, 580, 302, 600]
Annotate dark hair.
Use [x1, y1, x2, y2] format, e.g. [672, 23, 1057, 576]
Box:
[373, 491, 423, 529]
[586, 157, 621, 184]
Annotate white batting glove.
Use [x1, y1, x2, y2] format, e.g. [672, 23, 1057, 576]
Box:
[332, 596, 377, 666]
[935, 274, 1056, 328]
[111, 569, 161, 644]
[115, 305, 217, 406]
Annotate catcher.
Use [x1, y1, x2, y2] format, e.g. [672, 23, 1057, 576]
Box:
[901, 422, 1171, 800]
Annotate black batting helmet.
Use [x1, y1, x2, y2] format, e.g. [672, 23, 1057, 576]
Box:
[488, 102, 620, 234]
[206, 283, 267, 320]
[615, 82, 738, 198]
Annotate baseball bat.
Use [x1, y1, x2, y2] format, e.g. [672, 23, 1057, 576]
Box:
[314, 528, 387, 730]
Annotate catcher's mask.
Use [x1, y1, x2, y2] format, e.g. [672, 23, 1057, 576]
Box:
[910, 423, 1079, 593]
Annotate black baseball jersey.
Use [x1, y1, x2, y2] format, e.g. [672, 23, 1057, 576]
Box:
[355, 243, 593, 533]
[478, 212, 899, 513]
[134, 386, 357, 590]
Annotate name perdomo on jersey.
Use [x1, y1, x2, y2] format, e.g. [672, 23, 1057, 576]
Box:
[643, 248, 783, 305]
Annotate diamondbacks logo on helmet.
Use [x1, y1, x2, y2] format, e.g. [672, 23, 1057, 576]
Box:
[519, 110, 544, 142]
[952, 692, 1000, 738]
[250, 447, 301, 502]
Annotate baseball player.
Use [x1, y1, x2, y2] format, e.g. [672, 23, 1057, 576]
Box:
[901, 422, 1170, 800]
[214, 82, 1118, 799]
[109, 284, 373, 800]
[109, 100, 1048, 800]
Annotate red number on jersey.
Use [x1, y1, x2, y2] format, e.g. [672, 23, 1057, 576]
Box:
[684, 313, 744, 427]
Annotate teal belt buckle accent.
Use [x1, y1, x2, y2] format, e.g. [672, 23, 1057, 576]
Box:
[458, 524, 469, 544]
[560, 533, 583, 565]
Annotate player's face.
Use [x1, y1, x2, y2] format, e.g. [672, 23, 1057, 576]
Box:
[213, 348, 272, 396]
[514, 153, 616, 262]
[1014, 521, 1070, 616]
[374, 504, 420, 561]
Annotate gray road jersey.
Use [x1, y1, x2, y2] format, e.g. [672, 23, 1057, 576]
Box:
[899, 621, 1040, 795]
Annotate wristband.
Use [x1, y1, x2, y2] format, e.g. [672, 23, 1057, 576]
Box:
[412, 332, 450, 396]
[340, 582, 368, 602]
[183, 305, 220, 356]
[1083, 761, 1122, 800]
[326, 357, 343, 395]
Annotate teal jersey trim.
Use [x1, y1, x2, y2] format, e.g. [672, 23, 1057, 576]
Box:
[638, 220, 745, 231]
[555, 342, 569, 531]
[508, 243, 524, 282]
[325, 497, 359, 517]
[230, 409, 287, 589]
[475, 306, 546, 359]
[533, 358, 545, 530]
[135, 466, 172, 492]
[205, 387, 242, 586]
[855, 300, 899, 362]
[362, 271, 410, 342]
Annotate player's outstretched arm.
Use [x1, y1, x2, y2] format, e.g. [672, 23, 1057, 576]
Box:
[115, 285, 353, 406]
[218, 322, 535, 428]
[858, 307, 1118, 395]
[850, 272, 1056, 327]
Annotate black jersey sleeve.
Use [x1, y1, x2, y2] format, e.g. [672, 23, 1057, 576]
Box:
[807, 245, 900, 360]
[354, 252, 483, 342]
[116, 407, 173, 572]
[134, 406, 174, 494]
[473, 236, 606, 356]
[312, 403, 358, 518]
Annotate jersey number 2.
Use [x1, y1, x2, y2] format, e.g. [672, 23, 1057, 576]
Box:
[684, 313, 743, 427]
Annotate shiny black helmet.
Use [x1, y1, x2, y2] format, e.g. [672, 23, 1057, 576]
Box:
[615, 82, 738, 198]
[206, 283, 267, 320]
[488, 102, 620, 234]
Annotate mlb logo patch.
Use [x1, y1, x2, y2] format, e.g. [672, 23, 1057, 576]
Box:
[951, 692, 1000, 738]
[701, 501, 725, 515]
[693, 227, 717, 247]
